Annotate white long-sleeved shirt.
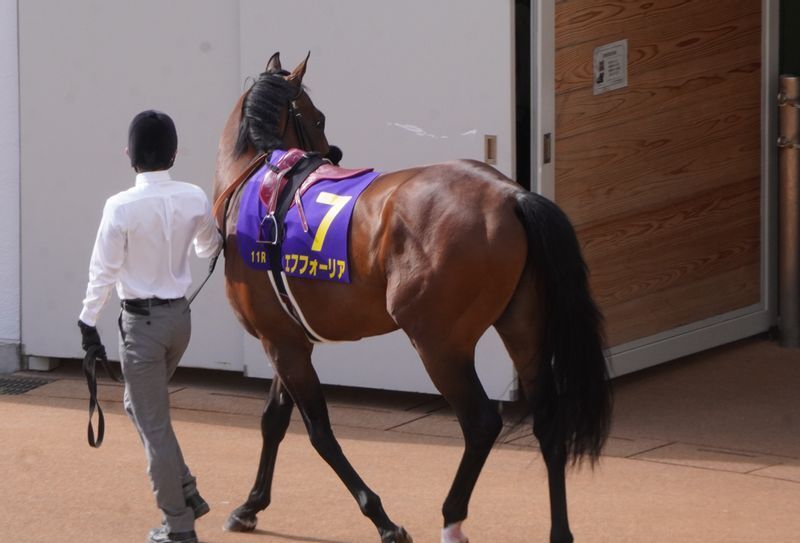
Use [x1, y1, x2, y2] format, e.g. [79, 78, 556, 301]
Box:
[79, 170, 223, 326]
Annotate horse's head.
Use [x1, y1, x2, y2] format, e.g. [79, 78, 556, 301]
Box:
[214, 52, 342, 201]
[234, 52, 335, 161]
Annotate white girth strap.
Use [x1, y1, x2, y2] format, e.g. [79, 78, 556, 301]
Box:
[265, 270, 338, 344]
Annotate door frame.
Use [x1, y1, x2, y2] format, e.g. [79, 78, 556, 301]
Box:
[532, 0, 780, 376]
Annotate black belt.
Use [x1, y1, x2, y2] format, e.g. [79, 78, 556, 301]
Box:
[121, 297, 184, 315]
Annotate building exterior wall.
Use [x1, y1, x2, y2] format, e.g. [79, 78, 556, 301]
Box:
[0, 0, 20, 372]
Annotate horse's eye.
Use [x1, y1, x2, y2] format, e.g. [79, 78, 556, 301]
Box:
[316, 114, 326, 129]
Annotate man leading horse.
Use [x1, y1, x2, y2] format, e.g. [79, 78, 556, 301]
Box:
[77, 110, 222, 543]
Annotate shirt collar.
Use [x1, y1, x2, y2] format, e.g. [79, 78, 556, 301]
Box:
[135, 170, 172, 186]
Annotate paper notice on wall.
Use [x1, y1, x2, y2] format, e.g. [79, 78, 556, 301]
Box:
[593, 39, 628, 95]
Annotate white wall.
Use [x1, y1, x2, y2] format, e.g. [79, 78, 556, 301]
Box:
[240, 0, 515, 176]
[0, 0, 20, 372]
[19, 0, 244, 371]
[18, 1, 519, 398]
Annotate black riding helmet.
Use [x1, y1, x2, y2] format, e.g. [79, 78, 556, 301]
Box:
[128, 110, 177, 172]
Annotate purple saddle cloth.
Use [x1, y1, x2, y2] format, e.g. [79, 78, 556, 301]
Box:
[236, 151, 380, 283]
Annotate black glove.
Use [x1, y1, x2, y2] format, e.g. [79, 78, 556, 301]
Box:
[78, 320, 107, 360]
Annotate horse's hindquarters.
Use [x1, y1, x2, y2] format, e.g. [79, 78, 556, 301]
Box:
[377, 162, 529, 351]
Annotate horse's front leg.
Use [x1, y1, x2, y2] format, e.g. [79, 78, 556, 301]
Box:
[274, 349, 412, 543]
[225, 376, 294, 532]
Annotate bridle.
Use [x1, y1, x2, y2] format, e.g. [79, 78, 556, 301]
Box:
[275, 80, 332, 161]
[287, 88, 315, 152]
[286, 90, 342, 166]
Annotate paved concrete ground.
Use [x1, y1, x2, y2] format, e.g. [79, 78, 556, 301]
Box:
[0, 336, 798, 542]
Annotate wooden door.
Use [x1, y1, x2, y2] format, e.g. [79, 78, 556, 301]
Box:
[553, 0, 767, 368]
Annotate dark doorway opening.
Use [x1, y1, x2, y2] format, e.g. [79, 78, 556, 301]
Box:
[515, 0, 532, 191]
[780, 1, 799, 74]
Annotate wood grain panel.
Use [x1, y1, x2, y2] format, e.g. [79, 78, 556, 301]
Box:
[603, 265, 760, 346]
[557, 91, 760, 225]
[555, 0, 758, 50]
[556, 48, 760, 140]
[583, 178, 760, 306]
[580, 178, 759, 262]
[554, 0, 762, 346]
[555, 1, 761, 94]
[555, 0, 693, 49]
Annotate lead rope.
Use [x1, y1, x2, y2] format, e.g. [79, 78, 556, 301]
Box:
[185, 247, 222, 308]
[83, 344, 123, 448]
[192, 153, 272, 312]
[185, 186, 236, 311]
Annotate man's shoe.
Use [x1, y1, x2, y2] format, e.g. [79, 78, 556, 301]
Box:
[147, 525, 198, 543]
[186, 491, 210, 519]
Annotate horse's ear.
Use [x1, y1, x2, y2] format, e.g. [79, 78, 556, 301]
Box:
[287, 51, 311, 84]
[266, 52, 282, 74]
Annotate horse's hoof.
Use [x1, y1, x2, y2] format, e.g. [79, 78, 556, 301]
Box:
[224, 510, 258, 532]
[442, 522, 468, 543]
[382, 526, 413, 543]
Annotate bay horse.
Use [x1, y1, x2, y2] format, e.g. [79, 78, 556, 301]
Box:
[213, 52, 612, 543]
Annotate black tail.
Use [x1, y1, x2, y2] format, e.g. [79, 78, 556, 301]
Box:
[514, 191, 612, 465]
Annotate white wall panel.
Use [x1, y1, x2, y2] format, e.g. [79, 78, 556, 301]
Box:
[19, 1, 244, 370]
[0, 0, 20, 371]
[240, 0, 514, 176]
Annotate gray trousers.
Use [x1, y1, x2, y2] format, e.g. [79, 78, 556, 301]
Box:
[118, 298, 196, 533]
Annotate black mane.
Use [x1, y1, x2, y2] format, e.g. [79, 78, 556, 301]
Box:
[235, 71, 297, 157]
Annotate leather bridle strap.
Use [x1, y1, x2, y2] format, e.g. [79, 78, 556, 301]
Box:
[288, 96, 314, 151]
[82, 344, 123, 448]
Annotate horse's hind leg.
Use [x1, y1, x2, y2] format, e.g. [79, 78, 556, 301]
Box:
[495, 273, 573, 543]
[415, 345, 503, 543]
[268, 344, 412, 543]
[532, 399, 572, 543]
[225, 376, 295, 532]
